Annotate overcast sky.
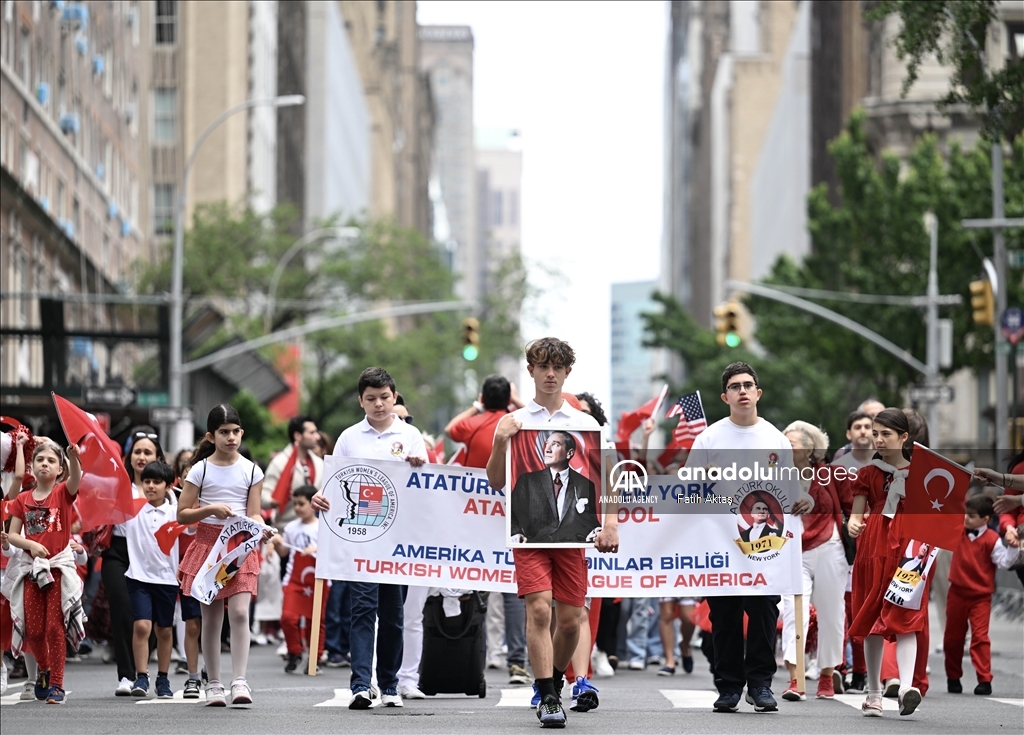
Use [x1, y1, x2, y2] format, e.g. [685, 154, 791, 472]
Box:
[418, 1, 666, 405]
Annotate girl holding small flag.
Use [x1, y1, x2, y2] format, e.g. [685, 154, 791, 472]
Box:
[847, 408, 924, 718]
[5, 441, 86, 704]
[177, 405, 269, 707]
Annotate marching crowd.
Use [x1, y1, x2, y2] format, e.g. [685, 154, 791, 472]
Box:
[0, 336, 1022, 729]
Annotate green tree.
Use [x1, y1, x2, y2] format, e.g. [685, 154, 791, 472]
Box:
[866, 0, 1023, 139]
[645, 117, 1024, 445]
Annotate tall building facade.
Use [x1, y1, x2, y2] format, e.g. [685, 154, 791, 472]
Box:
[1, 0, 145, 412]
[610, 280, 660, 431]
[340, 0, 433, 238]
[475, 128, 521, 280]
[419, 25, 478, 301]
[661, 0, 810, 381]
[276, 0, 369, 230]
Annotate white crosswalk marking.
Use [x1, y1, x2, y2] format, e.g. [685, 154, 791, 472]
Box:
[659, 689, 719, 708]
[496, 687, 535, 707]
[834, 693, 900, 712]
[1, 692, 27, 706]
[989, 698, 1024, 707]
[135, 689, 206, 704]
[314, 688, 378, 708]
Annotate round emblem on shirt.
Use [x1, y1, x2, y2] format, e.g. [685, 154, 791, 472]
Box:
[767, 452, 779, 467]
[734, 489, 787, 560]
[390, 441, 404, 457]
[323, 464, 398, 543]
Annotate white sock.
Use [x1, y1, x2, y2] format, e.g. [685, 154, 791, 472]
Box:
[895, 633, 917, 692]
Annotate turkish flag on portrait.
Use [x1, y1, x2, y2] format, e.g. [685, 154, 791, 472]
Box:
[901, 443, 971, 552]
[52, 392, 146, 532]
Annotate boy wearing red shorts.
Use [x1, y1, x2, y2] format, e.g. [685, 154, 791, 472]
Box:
[487, 338, 619, 728]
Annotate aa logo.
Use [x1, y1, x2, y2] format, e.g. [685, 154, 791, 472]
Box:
[610, 460, 648, 497]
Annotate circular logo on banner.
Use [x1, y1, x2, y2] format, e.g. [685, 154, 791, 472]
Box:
[325, 464, 398, 543]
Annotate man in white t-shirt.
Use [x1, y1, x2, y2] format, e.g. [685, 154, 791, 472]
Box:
[311, 367, 426, 710]
[684, 362, 811, 714]
[486, 337, 619, 728]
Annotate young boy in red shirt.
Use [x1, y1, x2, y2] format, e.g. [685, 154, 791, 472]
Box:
[945, 495, 1013, 696]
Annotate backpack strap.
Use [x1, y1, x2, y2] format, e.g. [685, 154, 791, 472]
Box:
[197, 458, 208, 497]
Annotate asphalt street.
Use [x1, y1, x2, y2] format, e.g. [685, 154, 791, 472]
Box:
[2, 603, 1021, 735]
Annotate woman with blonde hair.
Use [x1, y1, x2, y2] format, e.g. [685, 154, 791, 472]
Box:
[780, 420, 849, 701]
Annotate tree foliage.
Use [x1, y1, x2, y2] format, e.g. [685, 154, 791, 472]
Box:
[134, 204, 529, 443]
[645, 116, 1024, 445]
[866, 0, 1023, 139]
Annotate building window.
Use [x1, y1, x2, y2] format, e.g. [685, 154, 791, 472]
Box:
[1009, 23, 1024, 60]
[155, 0, 177, 45]
[152, 88, 176, 143]
[153, 183, 175, 236]
[56, 178, 65, 219]
[18, 25, 29, 82]
[509, 190, 519, 227]
[491, 191, 503, 227]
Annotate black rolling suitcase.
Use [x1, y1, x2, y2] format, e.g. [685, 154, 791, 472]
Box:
[417, 591, 488, 698]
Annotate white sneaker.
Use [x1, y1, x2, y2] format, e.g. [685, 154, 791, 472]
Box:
[591, 649, 615, 678]
[20, 681, 35, 701]
[252, 632, 268, 646]
[205, 680, 227, 707]
[230, 678, 252, 705]
[275, 641, 288, 658]
[627, 660, 645, 670]
[115, 677, 133, 696]
[349, 690, 372, 709]
[381, 689, 404, 707]
[1, 658, 7, 695]
[399, 685, 426, 699]
[806, 662, 820, 681]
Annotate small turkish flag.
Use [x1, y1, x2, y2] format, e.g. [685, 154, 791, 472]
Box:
[360, 485, 383, 502]
[155, 521, 193, 555]
[902, 443, 971, 552]
[52, 393, 146, 532]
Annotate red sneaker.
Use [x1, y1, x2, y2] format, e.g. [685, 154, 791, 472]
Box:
[816, 675, 836, 699]
[782, 678, 805, 701]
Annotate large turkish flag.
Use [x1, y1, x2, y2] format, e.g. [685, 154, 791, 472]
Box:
[52, 392, 146, 532]
[901, 443, 971, 552]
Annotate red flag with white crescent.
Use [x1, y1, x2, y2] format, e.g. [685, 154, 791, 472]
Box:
[901, 443, 971, 552]
[155, 521, 194, 555]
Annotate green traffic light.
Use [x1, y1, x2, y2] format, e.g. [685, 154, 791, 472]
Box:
[725, 333, 741, 348]
[462, 344, 479, 361]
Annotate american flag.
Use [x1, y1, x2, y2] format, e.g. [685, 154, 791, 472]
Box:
[667, 391, 707, 446]
[359, 498, 383, 515]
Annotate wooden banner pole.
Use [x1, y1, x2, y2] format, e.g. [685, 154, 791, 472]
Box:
[307, 578, 325, 676]
[794, 593, 806, 695]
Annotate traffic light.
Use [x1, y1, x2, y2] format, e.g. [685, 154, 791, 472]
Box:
[714, 301, 742, 348]
[462, 317, 480, 361]
[969, 279, 994, 326]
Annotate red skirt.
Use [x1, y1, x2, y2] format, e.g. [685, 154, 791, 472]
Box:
[179, 522, 260, 601]
[849, 513, 928, 638]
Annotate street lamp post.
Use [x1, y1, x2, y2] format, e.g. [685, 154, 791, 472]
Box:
[168, 95, 305, 431]
[263, 226, 360, 333]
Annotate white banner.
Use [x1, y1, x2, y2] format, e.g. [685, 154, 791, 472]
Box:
[316, 457, 802, 596]
[190, 516, 266, 605]
[884, 539, 939, 610]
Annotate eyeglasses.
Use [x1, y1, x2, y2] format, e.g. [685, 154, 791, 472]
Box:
[402, 416, 414, 425]
[726, 382, 757, 393]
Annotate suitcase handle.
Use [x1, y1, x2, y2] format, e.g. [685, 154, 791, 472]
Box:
[425, 593, 483, 641]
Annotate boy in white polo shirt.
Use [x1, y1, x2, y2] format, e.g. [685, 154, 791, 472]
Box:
[311, 367, 426, 709]
[124, 461, 181, 699]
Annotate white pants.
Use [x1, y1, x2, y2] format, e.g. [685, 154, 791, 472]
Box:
[485, 594, 506, 663]
[397, 585, 430, 690]
[783, 538, 848, 670]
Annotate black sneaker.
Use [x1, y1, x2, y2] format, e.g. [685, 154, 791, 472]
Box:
[948, 678, 963, 693]
[747, 686, 778, 713]
[183, 679, 201, 699]
[285, 654, 301, 674]
[536, 693, 567, 728]
[713, 691, 741, 712]
[174, 660, 189, 676]
[974, 681, 992, 696]
[847, 672, 866, 693]
[155, 674, 173, 699]
[10, 657, 28, 680]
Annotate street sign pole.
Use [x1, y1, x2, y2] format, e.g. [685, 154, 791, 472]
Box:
[924, 213, 941, 449]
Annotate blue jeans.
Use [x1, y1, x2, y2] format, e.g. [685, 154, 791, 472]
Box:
[349, 582, 406, 692]
[324, 580, 351, 657]
[503, 593, 527, 667]
[618, 598, 652, 665]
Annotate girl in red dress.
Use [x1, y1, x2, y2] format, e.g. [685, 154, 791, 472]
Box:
[847, 408, 923, 718]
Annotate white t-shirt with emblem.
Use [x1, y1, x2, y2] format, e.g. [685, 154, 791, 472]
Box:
[334, 415, 427, 462]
